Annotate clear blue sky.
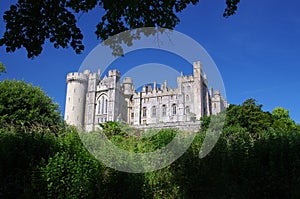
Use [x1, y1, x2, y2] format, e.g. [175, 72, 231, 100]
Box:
[1, 0, 300, 123]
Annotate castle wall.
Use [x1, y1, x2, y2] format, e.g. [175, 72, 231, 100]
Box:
[64, 61, 227, 132]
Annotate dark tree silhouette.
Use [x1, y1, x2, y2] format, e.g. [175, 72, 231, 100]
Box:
[0, 0, 240, 58]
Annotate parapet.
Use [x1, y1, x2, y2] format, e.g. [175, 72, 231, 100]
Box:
[193, 61, 202, 69]
[108, 69, 121, 77]
[123, 77, 133, 84]
[66, 71, 89, 82]
[214, 90, 220, 96]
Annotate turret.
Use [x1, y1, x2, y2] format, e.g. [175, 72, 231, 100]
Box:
[64, 70, 89, 129]
[193, 61, 203, 118]
[193, 61, 202, 78]
[122, 77, 134, 95]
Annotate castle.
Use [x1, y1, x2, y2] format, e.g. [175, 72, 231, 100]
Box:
[64, 61, 227, 132]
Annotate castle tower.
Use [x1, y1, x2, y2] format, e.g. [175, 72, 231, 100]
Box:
[122, 77, 134, 124]
[64, 70, 89, 129]
[122, 77, 134, 96]
[193, 61, 203, 119]
[85, 70, 100, 132]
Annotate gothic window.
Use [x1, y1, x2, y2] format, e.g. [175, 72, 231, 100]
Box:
[186, 94, 190, 101]
[151, 106, 156, 117]
[186, 106, 190, 114]
[131, 112, 134, 118]
[142, 107, 147, 117]
[172, 104, 177, 115]
[162, 105, 167, 117]
[101, 96, 104, 114]
[214, 103, 216, 109]
[187, 85, 191, 91]
[97, 95, 108, 115]
[97, 101, 101, 114]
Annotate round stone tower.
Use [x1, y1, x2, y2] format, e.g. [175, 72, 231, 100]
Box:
[122, 77, 134, 95]
[64, 70, 90, 129]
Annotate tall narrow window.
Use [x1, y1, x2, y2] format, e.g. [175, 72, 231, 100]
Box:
[142, 107, 147, 117]
[186, 106, 190, 114]
[151, 106, 156, 117]
[186, 94, 190, 101]
[97, 102, 101, 114]
[162, 105, 166, 117]
[101, 96, 104, 114]
[172, 104, 177, 115]
[105, 99, 108, 113]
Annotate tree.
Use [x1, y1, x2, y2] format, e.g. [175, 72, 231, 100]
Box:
[0, 61, 6, 74]
[0, 0, 240, 58]
[0, 80, 64, 133]
[271, 107, 297, 131]
[225, 98, 272, 134]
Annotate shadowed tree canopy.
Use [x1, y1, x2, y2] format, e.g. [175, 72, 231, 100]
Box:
[0, 0, 240, 58]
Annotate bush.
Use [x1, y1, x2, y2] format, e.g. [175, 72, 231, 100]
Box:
[0, 80, 64, 134]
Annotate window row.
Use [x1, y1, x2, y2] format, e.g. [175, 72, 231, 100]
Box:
[141, 105, 190, 117]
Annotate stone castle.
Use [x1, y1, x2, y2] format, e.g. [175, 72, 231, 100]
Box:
[64, 61, 227, 131]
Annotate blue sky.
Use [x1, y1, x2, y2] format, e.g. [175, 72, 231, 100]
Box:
[1, 0, 300, 123]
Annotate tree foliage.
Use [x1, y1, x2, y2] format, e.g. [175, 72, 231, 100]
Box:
[1, 82, 299, 198]
[0, 62, 6, 74]
[0, 0, 240, 58]
[225, 98, 272, 134]
[272, 107, 298, 131]
[0, 80, 63, 134]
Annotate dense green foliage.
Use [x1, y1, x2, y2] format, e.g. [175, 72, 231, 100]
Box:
[0, 127, 58, 198]
[1, 80, 300, 198]
[0, 0, 240, 58]
[0, 80, 64, 134]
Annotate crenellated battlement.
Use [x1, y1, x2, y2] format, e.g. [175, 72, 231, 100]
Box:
[108, 69, 121, 77]
[193, 61, 202, 69]
[88, 72, 99, 79]
[64, 61, 227, 131]
[178, 75, 194, 82]
[66, 70, 90, 82]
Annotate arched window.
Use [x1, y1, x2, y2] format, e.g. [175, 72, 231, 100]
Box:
[186, 94, 190, 101]
[97, 94, 108, 115]
[151, 106, 156, 117]
[186, 106, 190, 114]
[172, 104, 177, 115]
[162, 105, 167, 117]
[142, 107, 147, 117]
[101, 96, 104, 114]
